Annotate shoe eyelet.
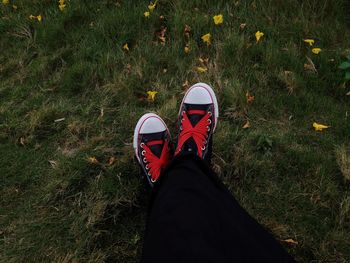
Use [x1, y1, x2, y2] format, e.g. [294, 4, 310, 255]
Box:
[201, 146, 206, 150]
[143, 157, 147, 163]
[148, 172, 152, 176]
[141, 150, 146, 156]
[207, 119, 211, 124]
[207, 126, 210, 131]
[145, 164, 149, 169]
[181, 118, 184, 123]
[151, 178, 156, 182]
[208, 111, 212, 116]
[140, 142, 145, 148]
[182, 111, 185, 116]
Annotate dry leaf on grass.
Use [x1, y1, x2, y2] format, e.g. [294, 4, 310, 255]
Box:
[19, 137, 25, 146]
[246, 91, 254, 104]
[304, 56, 317, 73]
[87, 156, 99, 164]
[54, 118, 65, 122]
[184, 25, 191, 39]
[157, 27, 167, 45]
[48, 160, 58, 169]
[243, 120, 251, 129]
[199, 57, 209, 65]
[239, 23, 247, 30]
[182, 80, 190, 90]
[282, 238, 298, 246]
[108, 156, 116, 166]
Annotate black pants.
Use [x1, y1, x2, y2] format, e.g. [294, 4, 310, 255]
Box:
[141, 155, 295, 263]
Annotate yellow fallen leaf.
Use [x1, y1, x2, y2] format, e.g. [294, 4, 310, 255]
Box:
[255, 31, 264, 42]
[346, 91, 350, 96]
[148, 1, 157, 12]
[59, 4, 66, 11]
[12, 4, 17, 10]
[313, 122, 330, 131]
[213, 14, 223, 25]
[196, 66, 207, 73]
[147, 91, 158, 102]
[122, 43, 129, 51]
[87, 156, 99, 164]
[2, 0, 9, 5]
[311, 48, 322, 54]
[243, 120, 250, 129]
[184, 46, 190, 54]
[144, 11, 150, 18]
[201, 33, 211, 46]
[303, 39, 314, 46]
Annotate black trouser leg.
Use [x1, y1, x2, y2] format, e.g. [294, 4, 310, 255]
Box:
[141, 155, 295, 263]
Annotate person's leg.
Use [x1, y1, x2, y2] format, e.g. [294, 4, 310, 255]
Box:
[141, 154, 294, 263]
[134, 83, 294, 262]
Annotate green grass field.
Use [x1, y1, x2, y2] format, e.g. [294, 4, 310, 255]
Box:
[1, 0, 350, 262]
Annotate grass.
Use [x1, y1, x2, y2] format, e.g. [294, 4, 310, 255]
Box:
[1, 0, 350, 262]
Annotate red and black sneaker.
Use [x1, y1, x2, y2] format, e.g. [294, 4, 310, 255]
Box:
[175, 82, 219, 164]
[133, 113, 172, 187]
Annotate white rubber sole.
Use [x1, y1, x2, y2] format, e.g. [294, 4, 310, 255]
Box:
[133, 113, 169, 163]
[179, 82, 219, 131]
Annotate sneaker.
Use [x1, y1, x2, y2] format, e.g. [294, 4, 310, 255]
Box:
[175, 82, 219, 163]
[133, 113, 172, 187]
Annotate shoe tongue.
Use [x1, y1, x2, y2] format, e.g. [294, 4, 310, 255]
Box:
[148, 144, 163, 158]
[188, 113, 203, 127]
[142, 131, 166, 158]
[184, 104, 207, 126]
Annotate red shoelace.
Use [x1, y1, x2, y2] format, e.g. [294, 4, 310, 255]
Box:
[141, 140, 170, 182]
[175, 110, 212, 158]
